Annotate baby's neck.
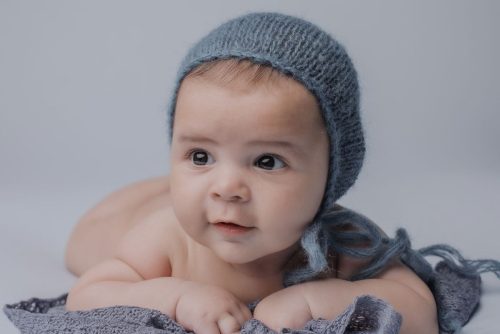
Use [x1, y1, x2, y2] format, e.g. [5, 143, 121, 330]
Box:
[226, 249, 296, 280]
[221, 254, 292, 303]
[185, 240, 300, 303]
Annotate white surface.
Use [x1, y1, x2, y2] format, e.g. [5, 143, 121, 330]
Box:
[1, 1, 499, 333]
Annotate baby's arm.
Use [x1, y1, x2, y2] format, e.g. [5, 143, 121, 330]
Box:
[66, 215, 251, 333]
[254, 261, 438, 334]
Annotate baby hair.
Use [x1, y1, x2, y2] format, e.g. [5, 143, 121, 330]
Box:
[184, 58, 291, 89]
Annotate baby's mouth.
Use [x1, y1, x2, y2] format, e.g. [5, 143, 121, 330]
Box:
[213, 221, 254, 235]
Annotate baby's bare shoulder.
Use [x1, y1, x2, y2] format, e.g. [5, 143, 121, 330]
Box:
[81, 175, 171, 222]
[66, 176, 174, 276]
[114, 205, 185, 280]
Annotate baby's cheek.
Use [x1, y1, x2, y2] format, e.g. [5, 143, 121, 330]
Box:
[273, 186, 321, 223]
[170, 180, 200, 223]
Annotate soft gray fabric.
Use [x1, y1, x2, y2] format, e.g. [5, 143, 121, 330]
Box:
[2, 259, 489, 333]
[4, 295, 401, 334]
[314, 206, 499, 334]
[430, 262, 482, 333]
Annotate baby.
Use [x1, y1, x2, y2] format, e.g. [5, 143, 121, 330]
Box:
[64, 12, 438, 334]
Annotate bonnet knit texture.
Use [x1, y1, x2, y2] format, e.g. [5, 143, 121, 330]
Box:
[167, 12, 365, 214]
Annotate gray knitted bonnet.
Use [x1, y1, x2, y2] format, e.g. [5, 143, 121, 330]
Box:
[167, 12, 364, 217]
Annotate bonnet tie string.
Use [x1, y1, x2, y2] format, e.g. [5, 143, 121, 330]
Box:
[322, 206, 500, 333]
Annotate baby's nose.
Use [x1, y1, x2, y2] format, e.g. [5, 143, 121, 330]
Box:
[210, 169, 250, 203]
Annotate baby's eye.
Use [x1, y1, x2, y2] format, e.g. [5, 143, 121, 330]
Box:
[189, 150, 214, 166]
[255, 154, 286, 170]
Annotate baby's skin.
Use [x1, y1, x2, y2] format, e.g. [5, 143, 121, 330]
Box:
[65, 73, 438, 334]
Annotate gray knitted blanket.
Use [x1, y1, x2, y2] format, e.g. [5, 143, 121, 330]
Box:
[4, 295, 400, 334]
[3, 260, 485, 334]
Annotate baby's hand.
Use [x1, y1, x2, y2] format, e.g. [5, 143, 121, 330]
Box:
[253, 284, 312, 332]
[175, 281, 252, 334]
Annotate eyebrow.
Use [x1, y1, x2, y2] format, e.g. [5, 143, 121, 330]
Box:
[178, 135, 218, 145]
[177, 135, 304, 155]
[247, 139, 303, 155]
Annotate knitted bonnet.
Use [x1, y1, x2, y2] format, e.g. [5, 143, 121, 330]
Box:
[167, 12, 365, 218]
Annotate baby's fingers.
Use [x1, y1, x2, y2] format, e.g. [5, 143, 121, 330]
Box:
[193, 321, 220, 334]
[218, 312, 242, 334]
[238, 303, 252, 322]
[230, 303, 251, 328]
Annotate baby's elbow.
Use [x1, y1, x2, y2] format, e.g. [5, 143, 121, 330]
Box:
[65, 279, 113, 312]
[402, 303, 439, 334]
[374, 263, 439, 333]
[396, 285, 439, 334]
[65, 291, 78, 311]
[65, 272, 103, 311]
[65, 284, 87, 311]
[425, 313, 440, 334]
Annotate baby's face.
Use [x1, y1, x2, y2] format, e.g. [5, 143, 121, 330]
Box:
[169, 75, 329, 267]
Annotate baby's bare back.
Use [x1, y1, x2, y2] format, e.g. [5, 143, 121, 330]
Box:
[65, 175, 173, 276]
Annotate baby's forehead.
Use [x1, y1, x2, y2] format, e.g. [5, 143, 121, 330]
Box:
[173, 59, 326, 142]
[174, 76, 327, 147]
[178, 76, 322, 124]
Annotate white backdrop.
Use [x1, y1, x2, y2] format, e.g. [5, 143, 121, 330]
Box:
[1, 1, 499, 333]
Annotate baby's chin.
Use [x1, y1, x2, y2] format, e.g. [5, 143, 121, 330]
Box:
[209, 242, 263, 264]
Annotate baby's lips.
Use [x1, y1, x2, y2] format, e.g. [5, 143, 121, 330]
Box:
[213, 221, 255, 236]
[211, 219, 254, 229]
